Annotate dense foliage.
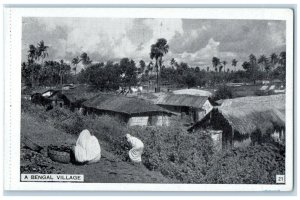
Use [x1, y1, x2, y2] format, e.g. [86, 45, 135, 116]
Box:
[22, 40, 286, 91]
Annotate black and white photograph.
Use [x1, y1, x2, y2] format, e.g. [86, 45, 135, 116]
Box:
[3, 7, 294, 191]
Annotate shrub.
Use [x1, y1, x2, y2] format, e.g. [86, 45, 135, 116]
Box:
[81, 115, 129, 158]
[127, 126, 214, 183]
[58, 113, 85, 135]
[203, 143, 285, 184]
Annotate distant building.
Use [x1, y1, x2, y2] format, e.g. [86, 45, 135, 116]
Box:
[41, 85, 97, 110]
[154, 94, 213, 124]
[172, 88, 212, 97]
[188, 94, 285, 150]
[32, 89, 57, 98]
[82, 94, 174, 126]
[47, 91, 68, 108]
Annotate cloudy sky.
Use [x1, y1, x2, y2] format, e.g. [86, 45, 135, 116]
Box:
[22, 17, 286, 70]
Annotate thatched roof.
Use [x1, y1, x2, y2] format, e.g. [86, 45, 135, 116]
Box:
[190, 94, 285, 135]
[82, 93, 173, 116]
[59, 85, 98, 103]
[154, 93, 209, 108]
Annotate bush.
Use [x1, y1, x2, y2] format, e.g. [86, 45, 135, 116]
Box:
[58, 113, 85, 135]
[212, 85, 234, 101]
[81, 115, 129, 159]
[203, 143, 285, 184]
[127, 126, 214, 183]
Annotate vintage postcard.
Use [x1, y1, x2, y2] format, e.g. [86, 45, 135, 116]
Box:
[3, 7, 294, 191]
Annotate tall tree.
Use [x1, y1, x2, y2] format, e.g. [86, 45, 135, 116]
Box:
[231, 59, 238, 71]
[139, 60, 146, 74]
[120, 58, 138, 89]
[27, 44, 39, 87]
[212, 57, 220, 72]
[27, 44, 37, 64]
[150, 38, 169, 92]
[270, 53, 278, 68]
[170, 58, 177, 69]
[249, 54, 257, 67]
[279, 51, 286, 68]
[258, 55, 269, 72]
[37, 40, 49, 64]
[72, 56, 80, 76]
[80, 52, 92, 67]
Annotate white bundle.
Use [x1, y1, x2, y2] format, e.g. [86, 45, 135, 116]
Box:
[74, 129, 101, 164]
[126, 134, 144, 163]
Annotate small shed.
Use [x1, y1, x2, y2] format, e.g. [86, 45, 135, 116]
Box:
[154, 94, 213, 124]
[82, 94, 174, 126]
[188, 94, 285, 150]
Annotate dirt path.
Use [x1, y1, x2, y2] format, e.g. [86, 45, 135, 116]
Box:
[59, 151, 170, 183]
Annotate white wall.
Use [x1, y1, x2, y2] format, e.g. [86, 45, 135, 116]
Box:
[128, 116, 149, 126]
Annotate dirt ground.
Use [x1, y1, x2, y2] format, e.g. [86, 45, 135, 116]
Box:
[21, 113, 172, 183]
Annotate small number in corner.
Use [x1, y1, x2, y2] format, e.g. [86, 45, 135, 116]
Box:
[276, 175, 285, 184]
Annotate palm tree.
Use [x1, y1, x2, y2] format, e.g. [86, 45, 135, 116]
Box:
[231, 59, 238, 71]
[37, 40, 49, 64]
[248, 54, 258, 84]
[150, 38, 169, 92]
[270, 53, 278, 68]
[146, 61, 154, 92]
[279, 51, 286, 68]
[170, 58, 177, 69]
[80, 52, 92, 67]
[258, 55, 268, 71]
[28, 44, 37, 64]
[71, 56, 80, 76]
[139, 60, 146, 74]
[249, 54, 257, 72]
[212, 57, 220, 72]
[222, 61, 227, 72]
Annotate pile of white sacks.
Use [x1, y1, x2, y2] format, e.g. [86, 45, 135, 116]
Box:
[73, 130, 144, 164]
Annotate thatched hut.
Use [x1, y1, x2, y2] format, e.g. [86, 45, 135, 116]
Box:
[47, 91, 70, 108]
[188, 94, 285, 149]
[82, 94, 174, 126]
[154, 93, 213, 124]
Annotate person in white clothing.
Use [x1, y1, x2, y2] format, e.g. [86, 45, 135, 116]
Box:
[125, 134, 144, 163]
[74, 129, 101, 164]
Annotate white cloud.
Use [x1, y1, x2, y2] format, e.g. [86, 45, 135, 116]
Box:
[22, 18, 286, 69]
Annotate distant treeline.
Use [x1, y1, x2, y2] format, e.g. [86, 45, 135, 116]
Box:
[21, 40, 286, 90]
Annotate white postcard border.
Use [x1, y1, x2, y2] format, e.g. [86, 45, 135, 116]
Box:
[3, 7, 294, 191]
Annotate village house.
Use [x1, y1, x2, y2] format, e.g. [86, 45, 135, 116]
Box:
[82, 94, 174, 126]
[43, 85, 96, 111]
[154, 93, 213, 124]
[188, 94, 285, 150]
[31, 88, 57, 99]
